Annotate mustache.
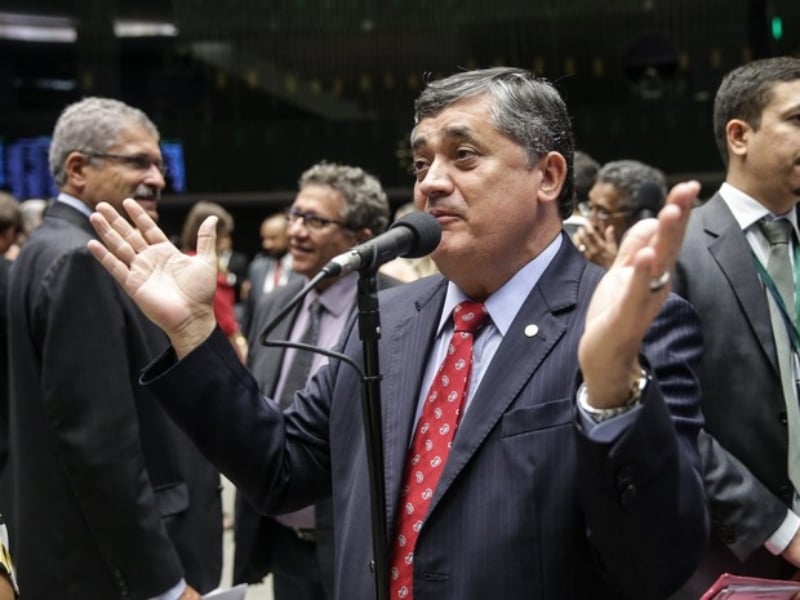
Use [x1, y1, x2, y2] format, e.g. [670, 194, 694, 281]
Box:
[133, 185, 161, 202]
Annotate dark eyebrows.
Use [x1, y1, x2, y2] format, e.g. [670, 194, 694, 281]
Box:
[410, 124, 479, 151]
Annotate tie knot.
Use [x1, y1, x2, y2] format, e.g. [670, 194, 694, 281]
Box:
[452, 301, 488, 334]
[760, 218, 793, 246]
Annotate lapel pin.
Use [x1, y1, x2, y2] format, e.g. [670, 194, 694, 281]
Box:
[524, 324, 539, 338]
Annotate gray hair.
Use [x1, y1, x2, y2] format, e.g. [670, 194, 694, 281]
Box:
[414, 67, 575, 218]
[298, 161, 390, 233]
[595, 160, 667, 212]
[49, 97, 160, 187]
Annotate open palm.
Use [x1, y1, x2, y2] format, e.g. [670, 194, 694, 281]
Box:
[88, 198, 219, 355]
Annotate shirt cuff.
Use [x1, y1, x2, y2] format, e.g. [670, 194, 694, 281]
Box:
[148, 578, 186, 600]
[765, 510, 800, 555]
[576, 383, 644, 443]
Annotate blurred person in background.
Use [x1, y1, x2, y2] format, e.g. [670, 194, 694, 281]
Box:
[573, 159, 667, 268]
[234, 161, 399, 600]
[562, 150, 600, 240]
[0, 194, 22, 261]
[16, 198, 48, 246]
[180, 201, 248, 363]
[240, 212, 298, 338]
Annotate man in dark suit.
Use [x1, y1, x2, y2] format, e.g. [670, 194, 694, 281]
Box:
[6, 97, 221, 599]
[671, 56, 800, 597]
[234, 161, 399, 598]
[88, 67, 708, 599]
[240, 213, 298, 337]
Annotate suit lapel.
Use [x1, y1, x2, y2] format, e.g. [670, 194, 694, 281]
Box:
[703, 195, 779, 373]
[382, 278, 447, 530]
[417, 239, 583, 519]
[250, 282, 302, 395]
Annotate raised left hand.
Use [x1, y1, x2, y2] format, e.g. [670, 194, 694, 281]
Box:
[577, 180, 700, 408]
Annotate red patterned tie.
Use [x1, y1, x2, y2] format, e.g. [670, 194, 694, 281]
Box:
[389, 300, 489, 600]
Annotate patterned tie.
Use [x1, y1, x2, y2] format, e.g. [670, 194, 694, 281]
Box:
[759, 219, 800, 490]
[277, 299, 323, 409]
[389, 300, 488, 600]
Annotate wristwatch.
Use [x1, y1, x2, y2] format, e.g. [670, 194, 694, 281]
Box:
[578, 369, 650, 422]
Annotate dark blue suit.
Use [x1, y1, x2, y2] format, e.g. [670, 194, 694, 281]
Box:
[145, 234, 708, 599]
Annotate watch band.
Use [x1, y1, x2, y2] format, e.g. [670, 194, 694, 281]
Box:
[578, 369, 650, 422]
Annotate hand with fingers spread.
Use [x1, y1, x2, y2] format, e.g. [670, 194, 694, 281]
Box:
[578, 180, 700, 408]
[87, 198, 219, 358]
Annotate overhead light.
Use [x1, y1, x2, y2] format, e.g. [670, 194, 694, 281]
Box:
[113, 21, 179, 38]
[0, 12, 76, 43]
[0, 12, 179, 43]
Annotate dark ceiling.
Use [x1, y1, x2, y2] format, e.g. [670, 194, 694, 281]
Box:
[0, 0, 797, 203]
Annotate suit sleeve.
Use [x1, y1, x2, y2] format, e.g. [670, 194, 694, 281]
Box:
[576, 295, 709, 599]
[673, 257, 789, 560]
[699, 429, 787, 559]
[35, 250, 182, 596]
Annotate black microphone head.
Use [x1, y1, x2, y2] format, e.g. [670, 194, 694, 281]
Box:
[634, 181, 665, 221]
[388, 211, 441, 258]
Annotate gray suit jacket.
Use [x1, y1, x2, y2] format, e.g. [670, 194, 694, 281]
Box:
[5, 201, 222, 598]
[671, 193, 795, 595]
[146, 234, 708, 599]
[233, 272, 398, 588]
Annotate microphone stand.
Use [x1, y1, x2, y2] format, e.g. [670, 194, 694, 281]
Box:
[259, 264, 389, 600]
[356, 264, 389, 600]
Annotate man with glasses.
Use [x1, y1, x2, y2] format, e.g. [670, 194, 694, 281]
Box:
[234, 161, 398, 600]
[573, 159, 667, 268]
[4, 97, 221, 599]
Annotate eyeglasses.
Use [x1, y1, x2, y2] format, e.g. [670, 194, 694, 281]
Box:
[84, 152, 168, 176]
[577, 202, 632, 222]
[285, 208, 349, 231]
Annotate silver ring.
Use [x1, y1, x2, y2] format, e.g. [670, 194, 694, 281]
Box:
[577, 244, 587, 253]
[648, 271, 671, 292]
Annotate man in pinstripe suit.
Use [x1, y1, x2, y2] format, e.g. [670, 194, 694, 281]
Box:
[87, 67, 709, 599]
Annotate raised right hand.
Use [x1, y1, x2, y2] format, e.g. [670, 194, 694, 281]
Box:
[87, 198, 218, 358]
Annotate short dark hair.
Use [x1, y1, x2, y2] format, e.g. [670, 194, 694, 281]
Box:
[713, 56, 800, 168]
[414, 67, 575, 219]
[595, 160, 666, 213]
[573, 151, 600, 205]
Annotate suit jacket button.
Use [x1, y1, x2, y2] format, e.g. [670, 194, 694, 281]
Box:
[620, 484, 637, 507]
[616, 465, 634, 488]
[779, 411, 788, 425]
[723, 531, 736, 544]
[780, 484, 793, 502]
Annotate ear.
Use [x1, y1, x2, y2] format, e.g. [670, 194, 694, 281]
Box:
[726, 118, 751, 160]
[352, 227, 373, 244]
[64, 151, 91, 189]
[536, 151, 568, 204]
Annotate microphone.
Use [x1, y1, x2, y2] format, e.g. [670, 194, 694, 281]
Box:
[321, 211, 441, 278]
[634, 181, 666, 221]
